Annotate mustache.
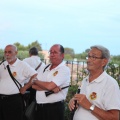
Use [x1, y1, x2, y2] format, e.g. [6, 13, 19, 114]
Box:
[5, 56, 10, 59]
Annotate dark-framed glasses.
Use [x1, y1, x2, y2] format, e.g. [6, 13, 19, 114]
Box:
[86, 55, 103, 61]
[48, 51, 61, 55]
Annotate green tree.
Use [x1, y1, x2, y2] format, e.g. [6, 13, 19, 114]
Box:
[14, 40, 42, 51]
[112, 55, 120, 64]
[74, 52, 87, 60]
[27, 40, 42, 51]
[14, 42, 26, 51]
[13, 41, 43, 60]
[64, 54, 73, 60]
[64, 48, 75, 59]
[0, 49, 4, 61]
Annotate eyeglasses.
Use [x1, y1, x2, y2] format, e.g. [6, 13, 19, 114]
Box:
[48, 51, 61, 55]
[86, 55, 103, 61]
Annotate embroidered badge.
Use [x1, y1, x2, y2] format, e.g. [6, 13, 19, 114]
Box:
[89, 92, 97, 100]
[53, 71, 58, 76]
[12, 72, 17, 77]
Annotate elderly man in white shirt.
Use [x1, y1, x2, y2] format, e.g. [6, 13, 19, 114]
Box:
[32, 44, 71, 120]
[0, 44, 37, 120]
[68, 45, 120, 120]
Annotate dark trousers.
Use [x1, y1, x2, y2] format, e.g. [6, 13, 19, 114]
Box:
[35, 101, 65, 120]
[0, 93, 24, 120]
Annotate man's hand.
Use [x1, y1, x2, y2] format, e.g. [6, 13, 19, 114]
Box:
[68, 98, 76, 111]
[52, 86, 61, 93]
[74, 94, 91, 110]
[20, 87, 27, 94]
[29, 73, 38, 84]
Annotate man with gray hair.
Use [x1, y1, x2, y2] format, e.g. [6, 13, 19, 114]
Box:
[0, 44, 37, 120]
[68, 45, 120, 120]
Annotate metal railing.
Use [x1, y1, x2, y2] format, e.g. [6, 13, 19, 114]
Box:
[42, 59, 120, 86]
[1, 58, 120, 86]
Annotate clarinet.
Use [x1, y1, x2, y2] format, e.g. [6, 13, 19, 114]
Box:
[70, 87, 81, 120]
[45, 85, 70, 97]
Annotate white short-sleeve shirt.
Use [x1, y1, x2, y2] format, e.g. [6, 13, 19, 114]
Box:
[74, 71, 120, 120]
[23, 56, 45, 71]
[23, 56, 45, 83]
[36, 61, 71, 103]
[0, 58, 37, 95]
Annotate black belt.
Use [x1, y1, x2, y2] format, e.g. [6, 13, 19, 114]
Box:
[37, 100, 64, 107]
[0, 93, 20, 99]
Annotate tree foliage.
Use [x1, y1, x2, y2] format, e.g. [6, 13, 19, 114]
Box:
[111, 55, 120, 64]
[27, 40, 42, 51]
[14, 42, 26, 51]
[0, 49, 4, 61]
[14, 40, 42, 51]
[75, 52, 87, 60]
[64, 47, 75, 60]
[0, 41, 43, 60]
[64, 54, 73, 60]
[1, 41, 120, 63]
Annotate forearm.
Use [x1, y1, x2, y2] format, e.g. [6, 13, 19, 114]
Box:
[92, 106, 119, 120]
[34, 80, 56, 91]
[24, 73, 37, 90]
[20, 82, 33, 94]
[74, 94, 119, 120]
[32, 84, 44, 91]
[24, 81, 33, 90]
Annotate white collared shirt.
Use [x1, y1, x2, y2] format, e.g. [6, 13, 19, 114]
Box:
[23, 56, 45, 83]
[74, 71, 120, 120]
[23, 56, 45, 71]
[36, 61, 71, 103]
[0, 58, 37, 95]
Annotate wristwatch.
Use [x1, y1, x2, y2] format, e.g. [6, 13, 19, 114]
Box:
[90, 104, 95, 112]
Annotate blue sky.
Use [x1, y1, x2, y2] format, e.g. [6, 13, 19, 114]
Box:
[0, 0, 120, 55]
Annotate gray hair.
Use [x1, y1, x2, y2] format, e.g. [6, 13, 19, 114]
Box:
[90, 45, 110, 68]
[5, 44, 18, 52]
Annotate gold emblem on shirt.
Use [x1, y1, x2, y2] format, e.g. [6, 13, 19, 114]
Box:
[53, 71, 58, 76]
[89, 92, 97, 100]
[12, 72, 17, 77]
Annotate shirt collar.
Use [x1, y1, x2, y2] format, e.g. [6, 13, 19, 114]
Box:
[47, 61, 65, 71]
[7, 58, 19, 67]
[54, 61, 65, 70]
[87, 71, 106, 83]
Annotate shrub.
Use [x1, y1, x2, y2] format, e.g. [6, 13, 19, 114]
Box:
[64, 85, 78, 120]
